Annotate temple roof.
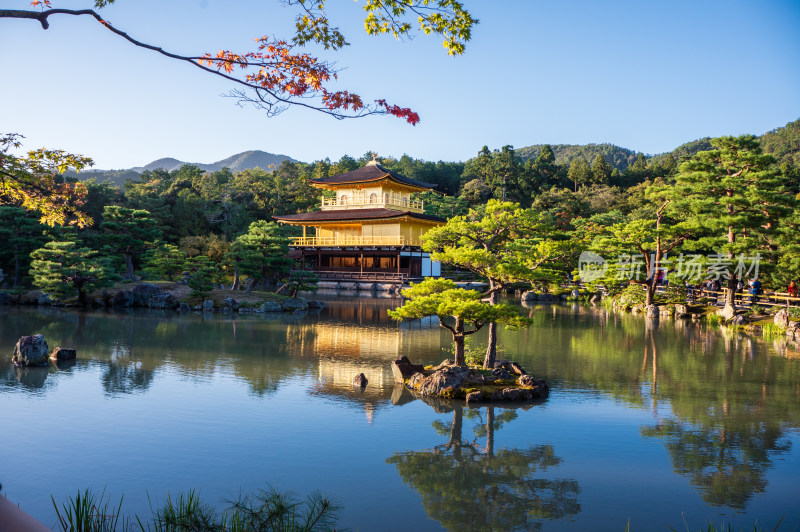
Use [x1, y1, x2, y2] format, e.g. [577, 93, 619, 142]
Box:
[273, 208, 445, 224]
[308, 161, 437, 190]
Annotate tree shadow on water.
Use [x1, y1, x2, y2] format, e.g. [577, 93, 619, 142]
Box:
[387, 401, 580, 531]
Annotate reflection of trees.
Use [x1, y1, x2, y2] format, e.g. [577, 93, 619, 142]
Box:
[641, 419, 790, 509]
[101, 358, 155, 396]
[387, 404, 580, 530]
[637, 327, 792, 509]
[500, 305, 800, 511]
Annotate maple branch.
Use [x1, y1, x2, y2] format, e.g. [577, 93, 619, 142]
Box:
[1, 8, 419, 122]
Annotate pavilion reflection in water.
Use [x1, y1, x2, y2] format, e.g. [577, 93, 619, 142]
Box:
[287, 298, 440, 422]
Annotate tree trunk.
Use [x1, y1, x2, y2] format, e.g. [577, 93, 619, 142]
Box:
[124, 253, 135, 280]
[725, 223, 736, 309]
[483, 290, 499, 368]
[231, 265, 240, 291]
[13, 255, 21, 287]
[645, 278, 656, 307]
[485, 406, 495, 457]
[453, 316, 466, 366]
[244, 277, 256, 295]
[450, 407, 463, 460]
[77, 284, 89, 307]
[260, 267, 268, 293]
[725, 275, 737, 309]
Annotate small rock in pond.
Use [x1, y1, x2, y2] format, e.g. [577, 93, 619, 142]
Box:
[352, 373, 368, 387]
[50, 347, 77, 361]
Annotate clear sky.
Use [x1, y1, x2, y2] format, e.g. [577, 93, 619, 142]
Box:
[2, 0, 799, 169]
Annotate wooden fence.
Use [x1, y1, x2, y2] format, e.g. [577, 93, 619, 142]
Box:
[663, 286, 800, 309]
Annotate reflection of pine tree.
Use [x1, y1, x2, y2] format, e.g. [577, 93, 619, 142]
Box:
[101, 361, 155, 396]
[388, 405, 580, 530]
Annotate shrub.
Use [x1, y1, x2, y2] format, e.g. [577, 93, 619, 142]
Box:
[616, 284, 646, 307]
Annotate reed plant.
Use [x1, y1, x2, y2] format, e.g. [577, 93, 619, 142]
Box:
[51, 487, 127, 532]
[52, 486, 340, 532]
[760, 322, 784, 339]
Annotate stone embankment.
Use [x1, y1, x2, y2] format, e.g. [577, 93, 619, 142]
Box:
[0, 283, 326, 314]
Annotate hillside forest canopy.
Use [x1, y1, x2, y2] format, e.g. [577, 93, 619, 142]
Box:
[1, 118, 799, 302]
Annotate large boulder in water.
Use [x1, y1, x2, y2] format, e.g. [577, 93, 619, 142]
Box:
[391, 356, 426, 383]
[132, 283, 161, 307]
[12, 334, 50, 367]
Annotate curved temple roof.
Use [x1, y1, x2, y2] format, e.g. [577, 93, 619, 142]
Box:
[308, 161, 437, 190]
[273, 208, 445, 224]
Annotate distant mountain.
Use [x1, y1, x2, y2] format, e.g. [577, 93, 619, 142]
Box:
[130, 150, 296, 173]
[74, 150, 297, 188]
[516, 143, 638, 171]
[133, 157, 186, 173]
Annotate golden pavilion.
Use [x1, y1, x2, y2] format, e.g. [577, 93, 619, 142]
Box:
[273, 160, 445, 282]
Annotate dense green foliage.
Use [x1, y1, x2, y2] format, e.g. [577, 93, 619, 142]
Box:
[3, 119, 800, 304]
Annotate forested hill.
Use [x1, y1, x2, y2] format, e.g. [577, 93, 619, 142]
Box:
[74, 118, 800, 189]
[516, 143, 637, 171]
[761, 118, 800, 166]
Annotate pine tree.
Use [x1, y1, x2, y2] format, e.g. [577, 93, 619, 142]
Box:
[387, 278, 526, 366]
[0, 206, 46, 287]
[672, 135, 792, 310]
[422, 200, 571, 367]
[567, 158, 591, 191]
[142, 242, 187, 281]
[30, 241, 114, 306]
[591, 154, 613, 185]
[100, 206, 161, 280]
[228, 221, 292, 293]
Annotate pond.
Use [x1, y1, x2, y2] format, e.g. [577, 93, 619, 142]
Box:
[1, 298, 799, 531]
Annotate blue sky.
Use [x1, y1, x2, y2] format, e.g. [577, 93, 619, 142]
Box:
[2, 0, 799, 169]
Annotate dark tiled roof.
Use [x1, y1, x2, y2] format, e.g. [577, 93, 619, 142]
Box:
[308, 163, 437, 189]
[273, 208, 445, 223]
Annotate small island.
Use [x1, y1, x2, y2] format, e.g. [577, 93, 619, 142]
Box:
[392, 355, 548, 404]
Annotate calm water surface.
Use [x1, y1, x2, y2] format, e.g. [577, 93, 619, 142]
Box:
[1, 298, 799, 531]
